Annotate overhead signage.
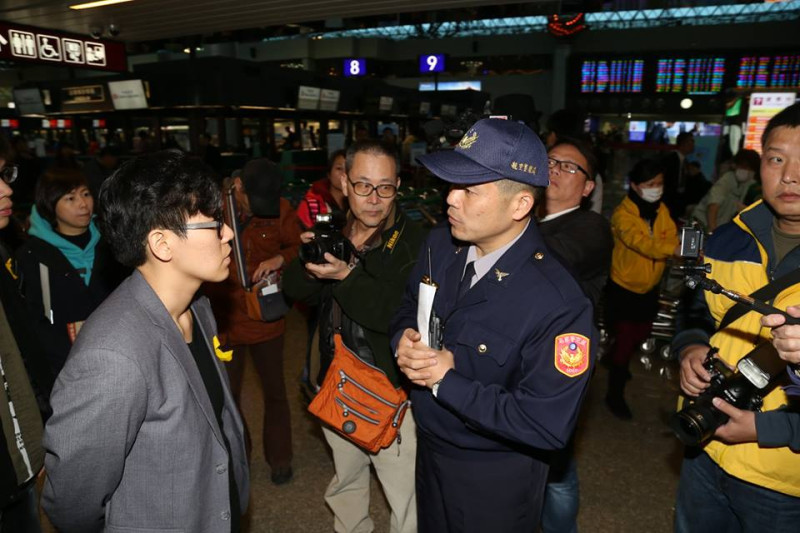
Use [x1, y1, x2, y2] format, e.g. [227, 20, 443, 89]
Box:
[656, 57, 725, 95]
[297, 86, 321, 110]
[744, 92, 796, 153]
[61, 85, 106, 105]
[581, 59, 644, 93]
[379, 96, 393, 112]
[737, 54, 800, 89]
[0, 21, 126, 72]
[319, 89, 340, 112]
[343, 58, 366, 77]
[108, 79, 148, 110]
[419, 54, 445, 73]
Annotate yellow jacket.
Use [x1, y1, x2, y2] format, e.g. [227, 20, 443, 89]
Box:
[697, 200, 800, 497]
[610, 196, 678, 294]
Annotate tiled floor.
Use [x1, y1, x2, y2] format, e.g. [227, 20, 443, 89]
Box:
[42, 308, 685, 532]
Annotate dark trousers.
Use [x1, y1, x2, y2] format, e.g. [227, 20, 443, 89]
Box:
[416, 434, 547, 533]
[0, 483, 41, 533]
[226, 336, 292, 469]
[675, 450, 800, 533]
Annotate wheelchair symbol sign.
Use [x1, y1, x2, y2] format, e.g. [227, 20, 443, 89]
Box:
[37, 35, 62, 61]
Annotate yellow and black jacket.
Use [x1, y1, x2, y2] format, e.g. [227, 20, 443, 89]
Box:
[673, 200, 800, 497]
[609, 196, 678, 294]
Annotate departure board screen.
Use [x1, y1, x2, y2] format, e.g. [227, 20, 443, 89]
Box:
[737, 55, 800, 89]
[656, 57, 725, 94]
[580, 59, 644, 93]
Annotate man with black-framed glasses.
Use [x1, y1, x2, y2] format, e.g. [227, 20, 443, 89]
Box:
[42, 150, 249, 532]
[538, 137, 612, 533]
[284, 140, 426, 533]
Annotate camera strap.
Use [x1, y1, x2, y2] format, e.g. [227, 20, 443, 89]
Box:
[718, 268, 800, 330]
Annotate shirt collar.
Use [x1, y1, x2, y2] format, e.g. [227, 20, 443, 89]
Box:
[539, 205, 580, 223]
[464, 220, 531, 287]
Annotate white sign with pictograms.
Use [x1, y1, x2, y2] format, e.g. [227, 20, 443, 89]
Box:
[10, 30, 36, 58]
[62, 38, 84, 64]
[37, 34, 62, 61]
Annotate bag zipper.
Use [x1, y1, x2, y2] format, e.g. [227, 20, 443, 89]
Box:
[334, 397, 380, 425]
[339, 369, 397, 408]
[337, 386, 379, 415]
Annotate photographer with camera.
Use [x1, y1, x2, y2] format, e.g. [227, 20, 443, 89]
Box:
[283, 140, 426, 533]
[671, 103, 800, 532]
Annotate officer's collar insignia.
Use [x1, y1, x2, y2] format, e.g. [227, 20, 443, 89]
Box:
[213, 335, 233, 362]
[554, 333, 590, 378]
[458, 131, 478, 149]
[494, 268, 510, 282]
[4, 258, 17, 280]
[455, 246, 463, 254]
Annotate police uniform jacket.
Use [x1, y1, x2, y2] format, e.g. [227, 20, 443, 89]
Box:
[390, 221, 595, 452]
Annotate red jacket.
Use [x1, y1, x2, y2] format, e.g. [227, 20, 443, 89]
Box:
[207, 197, 301, 346]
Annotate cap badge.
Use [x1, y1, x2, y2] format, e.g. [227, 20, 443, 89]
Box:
[458, 131, 479, 149]
[554, 333, 590, 378]
[494, 268, 510, 282]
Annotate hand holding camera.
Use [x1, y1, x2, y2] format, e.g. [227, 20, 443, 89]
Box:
[300, 214, 356, 281]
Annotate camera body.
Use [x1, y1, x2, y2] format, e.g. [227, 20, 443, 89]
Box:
[671, 347, 765, 446]
[299, 213, 350, 265]
[679, 225, 704, 259]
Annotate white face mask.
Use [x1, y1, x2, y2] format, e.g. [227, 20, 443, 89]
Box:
[735, 168, 755, 183]
[639, 186, 663, 203]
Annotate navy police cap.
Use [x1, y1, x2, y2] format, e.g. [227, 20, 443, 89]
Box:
[417, 118, 549, 188]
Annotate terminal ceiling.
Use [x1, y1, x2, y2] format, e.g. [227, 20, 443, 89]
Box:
[0, 0, 557, 42]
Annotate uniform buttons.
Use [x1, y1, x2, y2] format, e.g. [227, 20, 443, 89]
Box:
[477, 343, 488, 354]
[220, 510, 231, 521]
[534, 252, 545, 260]
[216, 464, 227, 475]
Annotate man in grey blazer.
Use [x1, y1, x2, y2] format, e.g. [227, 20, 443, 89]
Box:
[42, 150, 249, 532]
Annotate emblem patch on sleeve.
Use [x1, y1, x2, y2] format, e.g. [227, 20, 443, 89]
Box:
[554, 333, 589, 378]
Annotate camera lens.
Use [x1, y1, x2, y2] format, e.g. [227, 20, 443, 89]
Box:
[299, 241, 325, 265]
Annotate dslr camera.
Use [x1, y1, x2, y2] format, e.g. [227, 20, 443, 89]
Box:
[299, 213, 351, 265]
[670, 346, 772, 446]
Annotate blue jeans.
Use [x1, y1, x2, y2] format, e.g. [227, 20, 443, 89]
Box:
[675, 450, 800, 533]
[541, 451, 579, 533]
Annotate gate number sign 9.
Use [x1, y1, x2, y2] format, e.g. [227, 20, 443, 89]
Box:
[420, 54, 445, 73]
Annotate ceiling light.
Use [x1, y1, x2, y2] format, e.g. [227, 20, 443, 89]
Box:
[680, 98, 693, 109]
[70, 0, 135, 10]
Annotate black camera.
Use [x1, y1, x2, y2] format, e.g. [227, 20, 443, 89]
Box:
[670, 344, 776, 447]
[299, 213, 351, 265]
[679, 224, 704, 259]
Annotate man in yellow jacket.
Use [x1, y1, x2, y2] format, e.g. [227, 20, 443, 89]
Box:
[672, 103, 800, 532]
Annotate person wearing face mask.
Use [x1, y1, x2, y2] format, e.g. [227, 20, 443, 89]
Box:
[15, 169, 126, 382]
[691, 149, 761, 232]
[604, 158, 679, 419]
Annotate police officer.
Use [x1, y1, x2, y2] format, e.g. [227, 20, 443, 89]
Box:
[390, 119, 595, 533]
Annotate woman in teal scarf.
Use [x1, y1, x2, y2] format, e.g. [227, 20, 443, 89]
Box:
[15, 169, 125, 382]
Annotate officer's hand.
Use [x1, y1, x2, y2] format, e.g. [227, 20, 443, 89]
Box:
[712, 397, 757, 444]
[679, 344, 712, 397]
[304, 253, 351, 281]
[396, 328, 438, 387]
[252, 255, 284, 283]
[423, 348, 454, 389]
[763, 305, 800, 364]
[300, 231, 315, 244]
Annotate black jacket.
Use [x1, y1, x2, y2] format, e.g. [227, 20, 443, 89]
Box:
[15, 236, 126, 378]
[538, 208, 613, 310]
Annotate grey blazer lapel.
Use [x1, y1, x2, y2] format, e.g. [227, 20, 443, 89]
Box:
[129, 271, 226, 447]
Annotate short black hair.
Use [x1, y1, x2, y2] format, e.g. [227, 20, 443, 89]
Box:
[0, 134, 11, 161]
[629, 158, 665, 185]
[345, 140, 399, 178]
[546, 109, 584, 139]
[97, 150, 222, 268]
[733, 149, 761, 171]
[327, 149, 346, 174]
[762, 102, 800, 148]
[550, 136, 598, 179]
[676, 131, 694, 147]
[35, 170, 89, 226]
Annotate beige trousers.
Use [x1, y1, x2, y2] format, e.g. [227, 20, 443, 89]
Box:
[322, 411, 418, 533]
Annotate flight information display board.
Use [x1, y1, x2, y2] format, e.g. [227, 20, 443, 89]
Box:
[655, 57, 725, 94]
[580, 59, 644, 93]
[737, 54, 800, 89]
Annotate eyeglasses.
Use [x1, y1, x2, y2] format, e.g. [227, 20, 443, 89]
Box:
[185, 220, 223, 238]
[1, 165, 19, 184]
[548, 158, 591, 179]
[347, 177, 397, 198]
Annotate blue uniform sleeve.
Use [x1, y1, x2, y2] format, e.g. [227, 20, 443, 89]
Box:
[435, 296, 595, 450]
[756, 410, 800, 453]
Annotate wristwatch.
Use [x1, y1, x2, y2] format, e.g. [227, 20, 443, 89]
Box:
[431, 379, 444, 398]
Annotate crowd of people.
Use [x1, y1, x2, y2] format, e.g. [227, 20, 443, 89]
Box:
[0, 103, 798, 533]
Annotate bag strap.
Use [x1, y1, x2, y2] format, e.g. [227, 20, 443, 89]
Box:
[718, 267, 800, 330]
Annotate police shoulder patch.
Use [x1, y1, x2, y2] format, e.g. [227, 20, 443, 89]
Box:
[554, 333, 589, 378]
